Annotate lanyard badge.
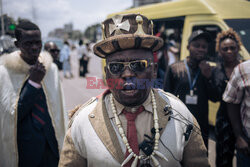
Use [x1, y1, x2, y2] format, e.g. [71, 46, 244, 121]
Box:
[184, 59, 199, 105]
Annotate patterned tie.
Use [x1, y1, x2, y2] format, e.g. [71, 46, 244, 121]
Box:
[123, 105, 144, 167]
[32, 94, 47, 129]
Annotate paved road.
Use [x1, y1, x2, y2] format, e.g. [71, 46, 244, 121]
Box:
[60, 49, 103, 111]
[60, 49, 236, 167]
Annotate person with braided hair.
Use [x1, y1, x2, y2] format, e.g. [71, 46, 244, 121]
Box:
[222, 31, 250, 166]
[214, 28, 242, 167]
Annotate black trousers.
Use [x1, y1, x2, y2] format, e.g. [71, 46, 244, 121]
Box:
[215, 109, 235, 167]
[79, 59, 88, 77]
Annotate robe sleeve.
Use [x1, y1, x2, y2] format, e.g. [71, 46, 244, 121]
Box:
[17, 81, 42, 123]
[181, 116, 210, 167]
[59, 128, 87, 167]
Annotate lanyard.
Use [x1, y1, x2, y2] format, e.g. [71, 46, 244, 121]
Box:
[184, 59, 200, 91]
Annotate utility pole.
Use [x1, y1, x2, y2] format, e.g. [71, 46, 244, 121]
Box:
[0, 0, 5, 36]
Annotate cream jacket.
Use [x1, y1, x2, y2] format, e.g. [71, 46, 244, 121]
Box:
[59, 89, 210, 167]
[0, 51, 68, 167]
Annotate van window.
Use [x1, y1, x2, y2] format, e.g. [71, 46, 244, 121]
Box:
[154, 17, 185, 34]
[192, 25, 222, 62]
[225, 19, 250, 53]
[153, 17, 185, 62]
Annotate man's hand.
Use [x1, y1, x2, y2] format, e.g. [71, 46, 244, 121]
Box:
[171, 62, 186, 78]
[29, 61, 46, 84]
[236, 136, 250, 155]
[199, 60, 212, 79]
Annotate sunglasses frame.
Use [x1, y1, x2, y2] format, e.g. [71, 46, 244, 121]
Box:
[50, 49, 60, 52]
[107, 59, 152, 75]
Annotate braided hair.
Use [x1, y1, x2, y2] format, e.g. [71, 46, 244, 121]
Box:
[215, 28, 242, 52]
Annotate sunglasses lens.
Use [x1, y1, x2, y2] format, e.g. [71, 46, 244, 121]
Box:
[230, 46, 236, 51]
[109, 63, 124, 74]
[130, 61, 147, 72]
[51, 49, 59, 53]
[222, 47, 228, 52]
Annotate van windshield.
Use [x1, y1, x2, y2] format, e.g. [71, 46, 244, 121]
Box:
[225, 19, 250, 53]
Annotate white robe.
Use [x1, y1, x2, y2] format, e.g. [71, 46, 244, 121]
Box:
[0, 51, 68, 167]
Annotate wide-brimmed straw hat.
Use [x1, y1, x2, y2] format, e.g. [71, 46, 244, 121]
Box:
[93, 14, 164, 58]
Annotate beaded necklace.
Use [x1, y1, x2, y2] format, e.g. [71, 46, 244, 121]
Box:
[110, 90, 168, 167]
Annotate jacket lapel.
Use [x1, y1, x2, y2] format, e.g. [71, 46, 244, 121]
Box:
[88, 94, 124, 164]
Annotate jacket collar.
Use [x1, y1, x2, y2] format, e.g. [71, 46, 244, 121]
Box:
[107, 92, 153, 119]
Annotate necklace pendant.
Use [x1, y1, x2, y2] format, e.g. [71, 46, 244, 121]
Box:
[110, 91, 159, 167]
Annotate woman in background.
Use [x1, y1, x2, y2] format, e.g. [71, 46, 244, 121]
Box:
[215, 28, 242, 167]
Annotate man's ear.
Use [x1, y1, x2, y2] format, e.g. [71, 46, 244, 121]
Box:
[236, 46, 240, 53]
[14, 41, 19, 48]
[104, 66, 110, 79]
[153, 63, 158, 78]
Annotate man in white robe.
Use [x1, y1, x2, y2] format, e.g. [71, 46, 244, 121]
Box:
[0, 20, 67, 167]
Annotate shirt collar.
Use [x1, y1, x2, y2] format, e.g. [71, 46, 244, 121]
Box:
[106, 93, 153, 119]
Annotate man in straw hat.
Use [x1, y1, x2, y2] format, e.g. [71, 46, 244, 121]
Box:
[59, 14, 209, 167]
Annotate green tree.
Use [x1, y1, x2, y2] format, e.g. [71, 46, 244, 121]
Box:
[83, 23, 101, 42]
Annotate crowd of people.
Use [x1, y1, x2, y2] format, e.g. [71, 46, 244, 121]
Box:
[162, 28, 249, 167]
[45, 38, 92, 79]
[0, 13, 249, 167]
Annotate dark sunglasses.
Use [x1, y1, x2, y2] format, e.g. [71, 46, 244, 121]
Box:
[221, 46, 237, 52]
[107, 59, 151, 75]
[50, 49, 60, 53]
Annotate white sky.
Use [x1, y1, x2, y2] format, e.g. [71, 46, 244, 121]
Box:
[3, 0, 133, 37]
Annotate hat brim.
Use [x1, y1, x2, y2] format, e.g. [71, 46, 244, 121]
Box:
[93, 34, 164, 58]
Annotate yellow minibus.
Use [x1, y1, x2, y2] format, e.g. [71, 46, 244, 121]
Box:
[107, 0, 250, 125]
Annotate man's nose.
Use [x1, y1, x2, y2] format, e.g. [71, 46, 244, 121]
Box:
[31, 43, 40, 50]
[198, 46, 207, 52]
[121, 66, 135, 78]
[227, 48, 233, 54]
